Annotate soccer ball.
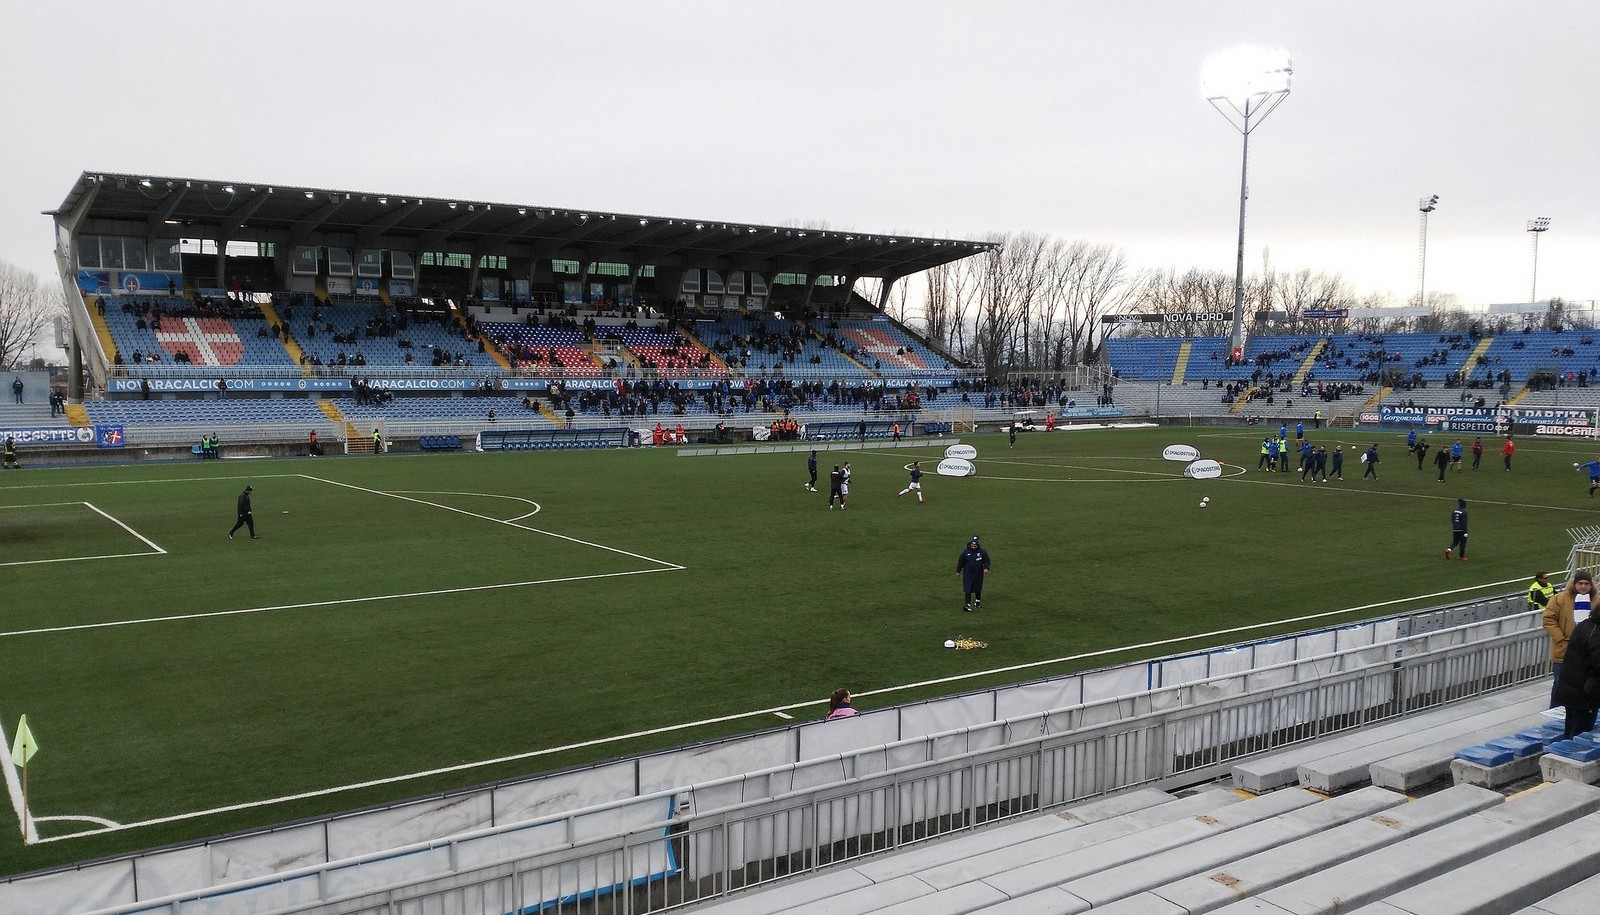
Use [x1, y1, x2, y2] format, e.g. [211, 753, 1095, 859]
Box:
[943, 639, 956, 649]
[1199, 502, 1208, 509]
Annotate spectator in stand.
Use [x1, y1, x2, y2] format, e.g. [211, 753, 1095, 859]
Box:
[824, 688, 858, 720]
[1555, 600, 1600, 738]
[1540, 571, 1579, 709]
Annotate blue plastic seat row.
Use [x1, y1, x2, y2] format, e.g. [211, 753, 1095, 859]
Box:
[418, 435, 463, 451]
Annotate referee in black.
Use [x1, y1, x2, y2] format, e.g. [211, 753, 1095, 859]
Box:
[229, 484, 259, 540]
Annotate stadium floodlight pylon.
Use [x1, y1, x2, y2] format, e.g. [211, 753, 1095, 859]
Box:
[1203, 46, 1293, 363]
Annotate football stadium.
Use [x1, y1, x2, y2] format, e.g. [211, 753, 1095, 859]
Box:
[3, 170, 1600, 914]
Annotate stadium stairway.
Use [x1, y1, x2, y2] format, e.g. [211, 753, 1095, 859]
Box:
[259, 299, 310, 371]
[1459, 334, 1495, 381]
[1171, 341, 1193, 384]
[1230, 387, 1257, 414]
[538, 399, 567, 427]
[87, 299, 120, 365]
[65, 403, 89, 425]
[1506, 386, 1534, 406]
[1360, 386, 1392, 411]
[1291, 339, 1328, 386]
[481, 333, 515, 371]
[678, 324, 735, 375]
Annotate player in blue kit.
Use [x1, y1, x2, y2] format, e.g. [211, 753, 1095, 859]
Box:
[897, 461, 925, 504]
[1575, 457, 1600, 498]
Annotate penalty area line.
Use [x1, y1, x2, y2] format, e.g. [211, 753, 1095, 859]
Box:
[300, 474, 681, 569]
[0, 567, 682, 638]
[32, 575, 1526, 844]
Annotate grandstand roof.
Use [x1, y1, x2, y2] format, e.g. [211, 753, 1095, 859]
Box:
[51, 171, 996, 279]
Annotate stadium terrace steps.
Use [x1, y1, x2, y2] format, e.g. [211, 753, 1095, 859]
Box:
[1512, 871, 1600, 915]
[680, 781, 1600, 915]
[1292, 688, 1549, 793]
[1113, 784, 1504, 915]
[1044, 786, 1404, 911]
[689, 789, 1223, 915]
[977, 789, 1318, 901]
[1229, 682, 1545, 794]
[1368, 710, 1556, 792]
[1334, 811, 1600, 915]
[64, 403, 89, 426]
[1207, 779, 1600, 915]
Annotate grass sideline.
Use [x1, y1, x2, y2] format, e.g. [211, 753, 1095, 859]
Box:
[0, 424, 1594, 876]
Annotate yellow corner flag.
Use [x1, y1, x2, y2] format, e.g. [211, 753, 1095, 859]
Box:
[11, 715, 38, 768]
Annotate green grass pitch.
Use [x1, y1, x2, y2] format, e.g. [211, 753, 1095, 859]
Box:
[0, 424, 1594, 875]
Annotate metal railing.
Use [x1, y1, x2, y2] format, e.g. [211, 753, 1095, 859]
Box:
[72, 611, 1544, 915]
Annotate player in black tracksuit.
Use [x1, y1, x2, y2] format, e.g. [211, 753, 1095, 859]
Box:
[229, 484, 259, 540]
[1446, 498, 1467, 560]
[827, 466, 844, 510]
[806, 450, 818, 491]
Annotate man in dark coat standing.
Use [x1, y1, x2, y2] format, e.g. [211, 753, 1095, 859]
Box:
[1555, 612, 1600, 738]
[229, 485, 259, 540]
[957, 534, 991, 613]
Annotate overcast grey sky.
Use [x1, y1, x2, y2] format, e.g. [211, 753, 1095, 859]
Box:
[2, 1, 1595, 309]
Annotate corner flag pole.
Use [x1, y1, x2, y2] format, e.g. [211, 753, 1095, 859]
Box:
[11, 714, 39, 841]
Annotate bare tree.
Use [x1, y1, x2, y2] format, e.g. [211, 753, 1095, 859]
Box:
[0, 260, 63, 369]
[972, 233, 1050, 378]
[1057, 243, 1147, 364]
[924, 256, 980, 361]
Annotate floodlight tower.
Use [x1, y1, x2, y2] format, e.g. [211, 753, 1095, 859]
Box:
[1527, 217, 1552, 304]
[1417, 195, 1439, 308]
[1204, 46, 1293, 363]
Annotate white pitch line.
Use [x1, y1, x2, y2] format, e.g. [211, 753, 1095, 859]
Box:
[83, 502, 166, 555]
[0, 551, 165, 570]
[30, 575, 1528, 844]
[0, 473, 302, 492]
[35, 814, 120, 828]
[0, 567, 681, 638]
[300, 475, 681, 569]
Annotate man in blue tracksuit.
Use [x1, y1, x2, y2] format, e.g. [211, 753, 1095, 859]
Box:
[1446, 498, 1468, 560]
[1576, 457, 1600, 497]
[957, 534, 992, 613]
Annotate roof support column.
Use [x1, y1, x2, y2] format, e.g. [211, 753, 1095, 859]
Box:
[838, 274, 858, 316]
[875, 270, 909, 312]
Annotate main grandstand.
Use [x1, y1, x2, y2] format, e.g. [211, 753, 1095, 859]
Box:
[38, 172, 1000, 458]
